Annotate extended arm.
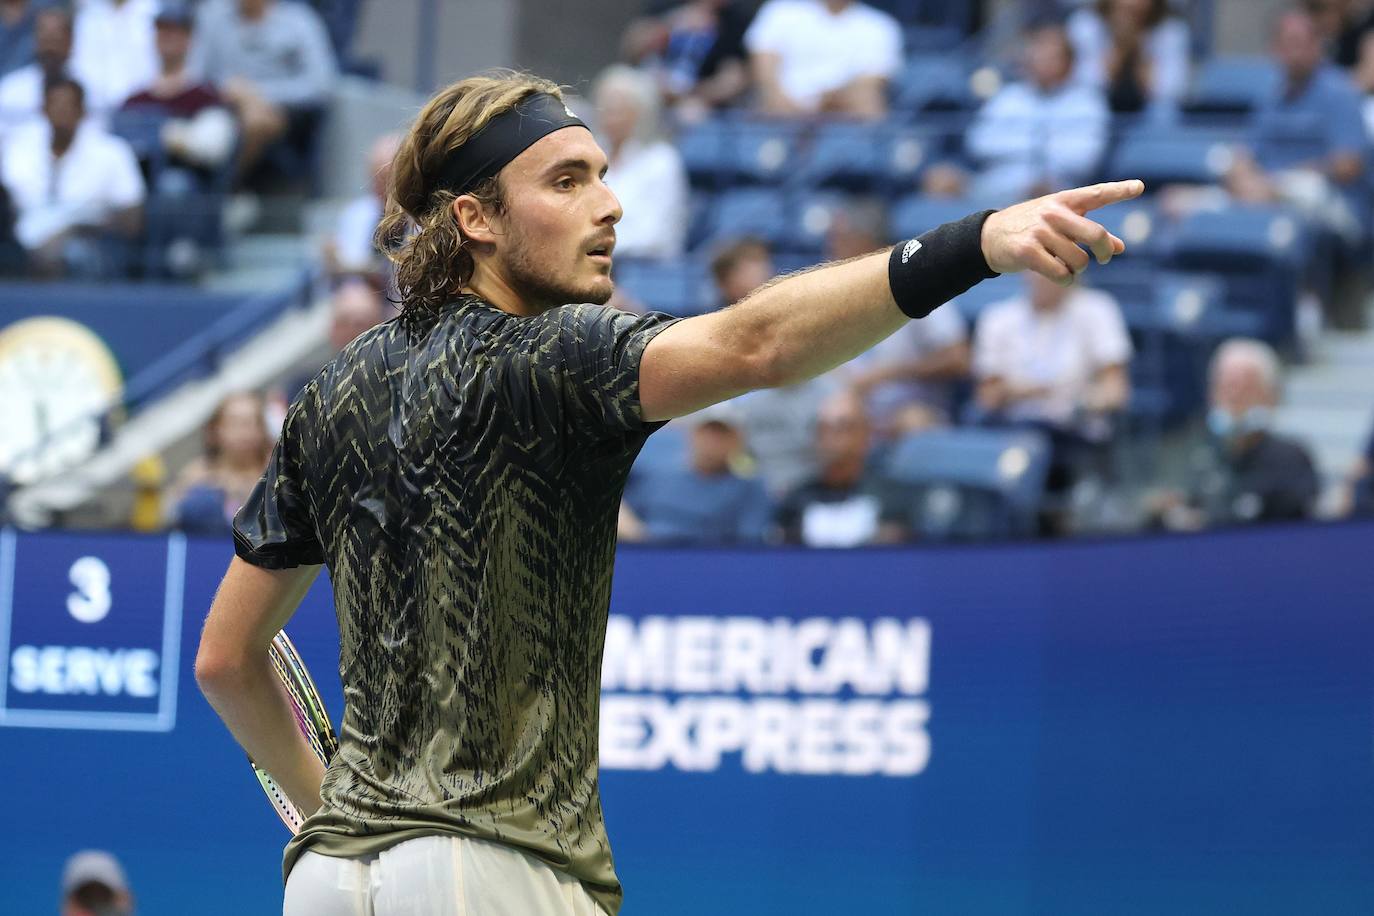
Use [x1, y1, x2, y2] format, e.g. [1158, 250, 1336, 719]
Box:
[195, 558, 325, 817]
[638, 181, 1144, 421]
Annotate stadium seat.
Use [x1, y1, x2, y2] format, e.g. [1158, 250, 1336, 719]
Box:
[1165, 205, 1307, 343]
[1182, 55, 1277, 118]
[889, 194, 986, 242]
[613, 257, 715, 317]
[949, 272, 1020, 323]
[884, 427, 1051, 540]
[1107, 128, 1242, 187]
[675, 117, 801, 189]
[890, 53, 979, 113]
[795, 120, 951, 193]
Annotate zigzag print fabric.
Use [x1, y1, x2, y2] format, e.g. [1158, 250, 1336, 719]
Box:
[233, 295, 680, 915]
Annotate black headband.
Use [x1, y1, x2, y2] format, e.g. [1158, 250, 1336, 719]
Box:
[437, 92, 587, 194]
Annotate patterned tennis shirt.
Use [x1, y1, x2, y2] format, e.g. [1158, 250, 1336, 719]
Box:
[232, 295, 679, 915]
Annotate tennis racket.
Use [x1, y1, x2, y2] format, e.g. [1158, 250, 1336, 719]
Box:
[250, 630, 339, 833]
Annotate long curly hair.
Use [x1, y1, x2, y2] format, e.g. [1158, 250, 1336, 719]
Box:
[375, 71, 567, 327]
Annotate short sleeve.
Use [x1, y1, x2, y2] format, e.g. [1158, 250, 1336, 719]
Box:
[744, 0, 787, 54]
[232, 391, 325, 569]
[524, 304, 681, 441]
[864, 13, 903, 79]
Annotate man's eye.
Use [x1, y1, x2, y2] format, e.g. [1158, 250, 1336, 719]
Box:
[555, 177, 575, 189]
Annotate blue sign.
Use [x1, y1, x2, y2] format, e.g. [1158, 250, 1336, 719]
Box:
[0, 530, 184, 730]
[0, 524, 1371, 915]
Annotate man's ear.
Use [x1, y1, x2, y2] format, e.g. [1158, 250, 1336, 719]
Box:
[453, 195, 500, 245]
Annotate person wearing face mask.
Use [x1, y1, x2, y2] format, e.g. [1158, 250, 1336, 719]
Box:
[1149, 338, 1319, 531]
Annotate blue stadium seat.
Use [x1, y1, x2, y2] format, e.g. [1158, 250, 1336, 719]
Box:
[884, 427, 1051, 540]
[1166, 205, 1308, 343]
[698, 187, 793, 251]
[675, 117, 801, 189]
[949, 272, 1020, 323]
[891, 53, 978, 113]
[613, 257, 715, 317]
[1107, 128, 1242, 187]
[795, 120, 951, 193]
[1088, 196, 1167, 262]
[889, 194, 984, 241]
[789, 191, 853, 255]
[1183, 55, 1277, 117]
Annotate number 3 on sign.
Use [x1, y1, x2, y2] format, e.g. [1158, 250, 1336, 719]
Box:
[67, 556, 112, 624]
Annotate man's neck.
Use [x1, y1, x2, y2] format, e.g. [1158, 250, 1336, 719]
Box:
[462, 264, 550, 317]
[51, 129, 75, 158]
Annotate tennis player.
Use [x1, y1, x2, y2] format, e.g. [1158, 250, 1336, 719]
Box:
[195, 71, 1142, 915]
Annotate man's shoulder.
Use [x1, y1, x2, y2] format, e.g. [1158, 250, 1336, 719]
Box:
[1256, 431, 1316, 468]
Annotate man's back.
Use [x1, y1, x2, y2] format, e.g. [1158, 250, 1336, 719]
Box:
[233, 296, 677, 914]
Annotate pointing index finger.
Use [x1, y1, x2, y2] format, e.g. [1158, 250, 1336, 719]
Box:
[1058, 179, 1146, 214]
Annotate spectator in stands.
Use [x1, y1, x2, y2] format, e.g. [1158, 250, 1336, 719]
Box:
[1067, 0, 1191, 115]
[1336, 409, 1374, 516]
[61, 849, 135, 916]
[1354, 29, 1374, 138]
[776, 390, 910, 546]
[1307, 0, 1374, 68]
[72, 0, 157, 116]
[619, 402, 773, 544]
[1226, 7, 1367, 245]
[621, 0, 756, 119]
[168, 390, 273, 534]
[1, 76, 145, 277]
[120, 3, 236, 188]
[322, 132, 399, 276]
[745, 0, 902, 119]
[0, 0, 37, 80]
[825, 201, 970, 437]
[0, 6, 76, 138]
[955, 20, 1109, 204]
[1150, 339, 1319, 529]
[710, 234, 841, 496]
[710, 235, 772, 307]
[974, 271, 1132, 436]
[189, 0, 337, 180]
[973, 271, 1131, 521]
[593, 64, 689, 259]
[277, 277, 388, 403]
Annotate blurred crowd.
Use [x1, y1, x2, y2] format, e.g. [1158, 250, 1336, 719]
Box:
[0, 0, 338, 280]
[5, 0, 1371, 544]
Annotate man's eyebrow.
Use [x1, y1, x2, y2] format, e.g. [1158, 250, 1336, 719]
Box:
[544, 157, 608, 177]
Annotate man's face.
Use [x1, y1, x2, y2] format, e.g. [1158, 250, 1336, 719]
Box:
[44, 84, 82, 136]
[1024, 27, 1071, 90]
[719, 251, 774, 305]
[1273, 12, 1324, 81]
[1210, 358, 1275, 417]
[34, 11, 71, 70]
[155, 22, 192, 69]
[476, 126, 622, 309]
[689, 421, 739, 474]
[815, 395, 870, 468]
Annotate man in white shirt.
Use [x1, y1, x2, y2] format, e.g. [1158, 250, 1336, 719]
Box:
[1, 75, 145, 276]
[963, 21, 1109, 203]
[0, 6, 75, 138]
[973, 270, 1131, 444]
[745, 0, 902, 119]
[72, 0, 158, 116]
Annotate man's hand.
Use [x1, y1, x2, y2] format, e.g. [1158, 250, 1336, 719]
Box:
[981, 180, 1145, 285]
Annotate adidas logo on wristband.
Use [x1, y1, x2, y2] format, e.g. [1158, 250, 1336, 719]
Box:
[901, 238, 922, 264]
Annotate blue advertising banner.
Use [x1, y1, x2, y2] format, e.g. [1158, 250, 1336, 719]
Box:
[0, 524, 1371, 915]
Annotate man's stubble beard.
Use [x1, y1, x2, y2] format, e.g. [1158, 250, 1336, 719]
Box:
[504, 222, 613, 309]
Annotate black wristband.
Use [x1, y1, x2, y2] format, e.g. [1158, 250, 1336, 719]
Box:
[888, 209, 999, 320]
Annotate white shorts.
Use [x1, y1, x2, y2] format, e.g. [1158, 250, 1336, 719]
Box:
[282, 834, 608, 916]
